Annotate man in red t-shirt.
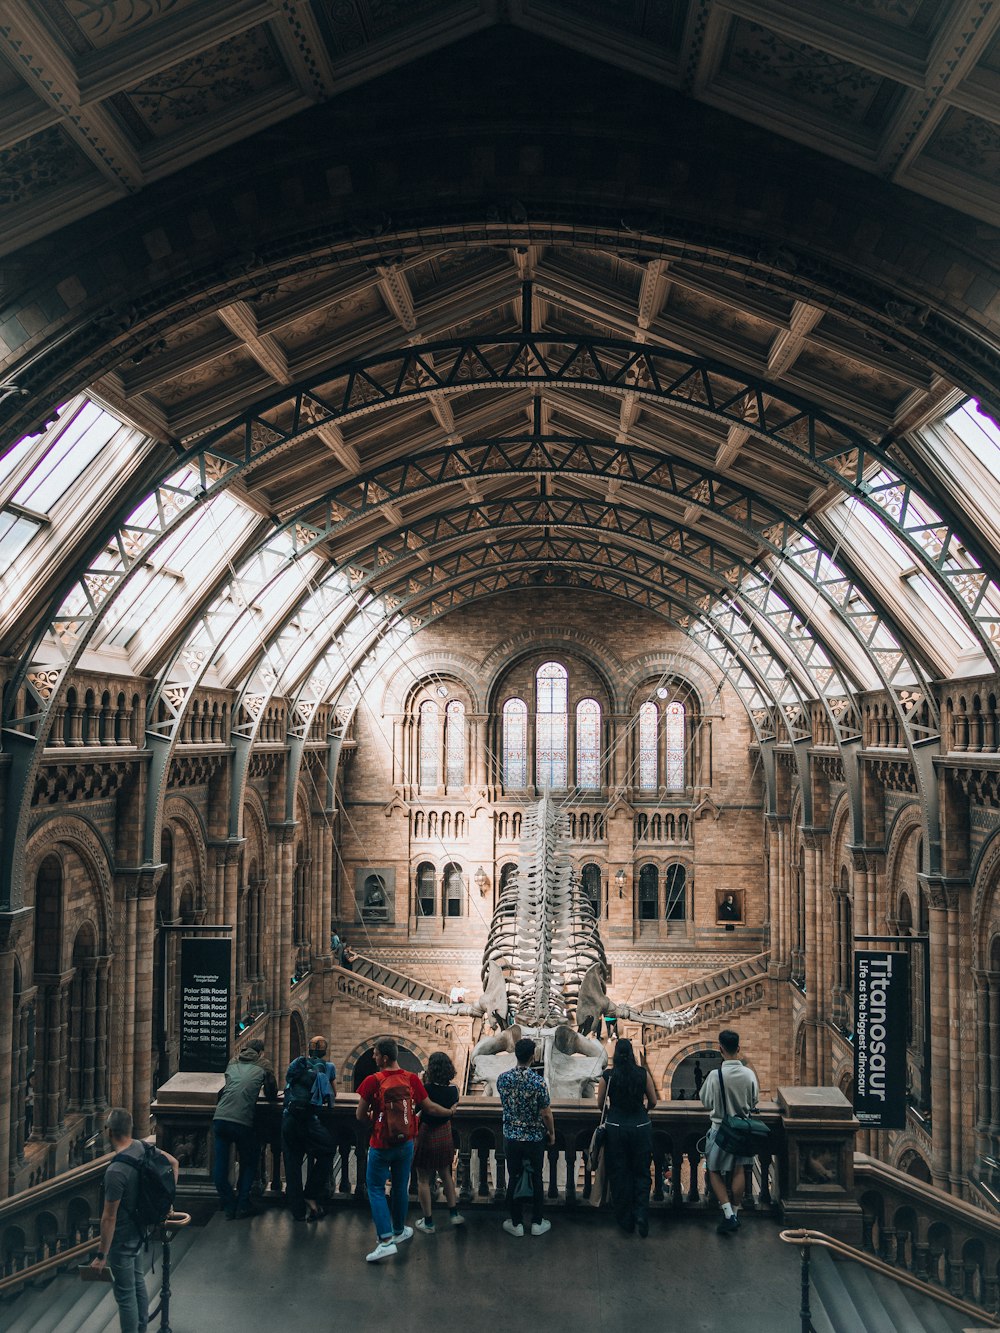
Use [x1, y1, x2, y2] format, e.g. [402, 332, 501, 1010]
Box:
[356, 1037, 455, 1262]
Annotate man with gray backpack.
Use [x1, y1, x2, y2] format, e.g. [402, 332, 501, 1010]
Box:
[90, 1107, 179, 1333]
[699, 1029, 760, 1235]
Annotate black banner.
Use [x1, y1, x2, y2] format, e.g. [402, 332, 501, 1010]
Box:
[179, 937, 231, 1073]
[854, 950, 908, 1129]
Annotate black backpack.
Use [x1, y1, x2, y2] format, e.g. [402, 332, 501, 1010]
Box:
[113, 1143, 176, 1245]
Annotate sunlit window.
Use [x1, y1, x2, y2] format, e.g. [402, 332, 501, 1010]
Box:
[664, 863, 686, 919]
[419, 700, 439, 787]
[536, 661, 568, 789]
[665, 701, 685, 791]
[946, 399, 1000, 473]
[445, 700, 465, 787]
[576, 697, 601, 789]
[502, 698, 527, 788]
[638, 701, 657, 789]
[0, 399, 120, 514]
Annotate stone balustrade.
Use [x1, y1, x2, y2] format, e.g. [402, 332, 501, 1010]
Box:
[855, 1153, 1000, 1316]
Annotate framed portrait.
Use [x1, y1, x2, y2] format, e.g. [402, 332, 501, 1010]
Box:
[716, 889, 743, 923]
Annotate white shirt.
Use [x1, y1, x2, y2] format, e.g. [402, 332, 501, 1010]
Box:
[699, 1059, 759, 1126]
[450, 985, 466, 1003]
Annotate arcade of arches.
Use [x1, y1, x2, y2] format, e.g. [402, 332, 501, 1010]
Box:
[2, 2, 1000, 1219]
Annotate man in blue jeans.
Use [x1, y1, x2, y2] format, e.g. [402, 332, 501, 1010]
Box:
[356, 1037, 455, 1263]
[90, 1108, 179, 1333]
[213, 1038, 278, 1219]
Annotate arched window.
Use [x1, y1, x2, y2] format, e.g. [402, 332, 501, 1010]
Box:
[419, 700, 440, 787]
[664, 864, 686, 920]
[444, 862, 464, 918]
[638, 864, 658, 920]
[416, 862, 436, 917]
[536, 661, 568, 789]
[500, 861, 517, 894]
[580, 862, 602, 916]
[502, 698, 528, 788]
[445, 700, 466, 787]
[638, 701, 658, 790]
[665, 700, 686, 791]
[576, 698, 601, 789]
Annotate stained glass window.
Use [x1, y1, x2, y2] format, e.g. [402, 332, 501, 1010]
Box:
[502, 698, 528, 788]
[576, 698, 601, 788]
[664, 864, 686, 919]
[665, 700, 685, 791]
[445, 700, 465, 787]
[536, 661, 568, 789]
[638, 864, 658, 919]
[419, 700, 439, 787]
[638, 701, 658, 790]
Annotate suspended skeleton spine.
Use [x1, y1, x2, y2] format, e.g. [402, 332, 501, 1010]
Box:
[483, 793, 606, 1027]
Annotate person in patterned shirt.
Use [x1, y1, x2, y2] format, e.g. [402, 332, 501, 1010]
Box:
[496, 1037, 555, 1237]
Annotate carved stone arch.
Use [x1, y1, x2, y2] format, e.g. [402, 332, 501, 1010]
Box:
[241, 786, 269, 875]
[659, 1040, 719, 1086]
[620, 649, 720, 714]
[892, 1139, 933, 1183]
[482, 628, 627, 711]
[379, 650, 485, 715]
[293, 782, 313, 846]
[884, 805, 924, 924]
[833, 1052, 854, 1099]
[162, 796, 210, 902]
[829, 789, 853, 872]
[971, 830, 1000, 971]
[23, 814, 114, 953]
[340, 1034, 431, 1088]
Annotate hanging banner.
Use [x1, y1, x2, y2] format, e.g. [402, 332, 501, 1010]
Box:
[853, 950, 908, 1129]
[179, 937, 231, 1073]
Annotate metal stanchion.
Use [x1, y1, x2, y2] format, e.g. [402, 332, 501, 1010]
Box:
[153, 1212, 189, 1333]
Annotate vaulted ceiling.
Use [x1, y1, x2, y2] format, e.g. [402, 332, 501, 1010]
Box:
[2, 2, 1000, 765]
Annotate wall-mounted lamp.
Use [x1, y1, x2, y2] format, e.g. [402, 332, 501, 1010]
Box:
[614, 868, 626, 898]
[474, 866, 489, 897]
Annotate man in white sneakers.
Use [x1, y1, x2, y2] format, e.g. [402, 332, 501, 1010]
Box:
[496, 1037, 555, 1237]
[699, 1028, 759, 1235]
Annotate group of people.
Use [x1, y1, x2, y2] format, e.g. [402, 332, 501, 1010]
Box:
[89, 1024, 758, 1333]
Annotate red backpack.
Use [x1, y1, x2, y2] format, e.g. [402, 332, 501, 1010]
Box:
[375, 1070, 416, 1144]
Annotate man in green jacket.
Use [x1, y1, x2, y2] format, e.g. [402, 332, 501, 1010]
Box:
[213, 1039, 278, 1218]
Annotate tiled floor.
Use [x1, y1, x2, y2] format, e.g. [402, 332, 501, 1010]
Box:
[173, 1205, 805, 1332]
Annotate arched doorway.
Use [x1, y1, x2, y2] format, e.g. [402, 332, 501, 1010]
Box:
[671, 1048, 719, 1099]
[289, 1012, 306, 1062]
[352, 1041, 423, 1090]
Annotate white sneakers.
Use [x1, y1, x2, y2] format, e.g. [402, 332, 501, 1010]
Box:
[503, 1218, 551, 1236]
[414, 1217, 435, 1233]
[366, 1239, 398, 1263]
[365, 1224, 412, 1262]
[451, 1213, 466, 1226]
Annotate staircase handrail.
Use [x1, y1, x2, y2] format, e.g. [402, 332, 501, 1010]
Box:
[855, 1152, 1000, 1239]
[332, 965, 464, 1040]
[344, 952, 451, 1004]
[635, 949, 771, 1013]
[779, 1227, 1000, 1329]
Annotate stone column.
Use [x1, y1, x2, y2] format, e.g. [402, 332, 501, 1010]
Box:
[927, 888, 952, 1190]
[0, 910, 30, 1198]
[947, 893, 962, 1190]
[119, 894, 138, 1116]
[82, 962, 97, 1110]
[990, 975, 1000, 1152]
[96, 957, 111, 1109]
[132, 882, 159, 1135]
[803, 837, 820, 1084]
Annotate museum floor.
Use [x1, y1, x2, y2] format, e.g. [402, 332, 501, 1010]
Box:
[169, 1207, 803, 1332]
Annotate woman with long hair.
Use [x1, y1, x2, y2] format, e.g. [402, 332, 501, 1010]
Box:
[597, 1038, 658, 1235]
[414, 1050, 464, 1232]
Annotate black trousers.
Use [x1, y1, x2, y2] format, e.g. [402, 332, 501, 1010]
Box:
[504, 1137, 545, 1225]
[606, 1113, 652, 1230]
[281, 1112, 334, 1217]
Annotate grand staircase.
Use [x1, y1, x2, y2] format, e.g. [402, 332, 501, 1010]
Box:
[3, 1225, 199, 1333]
[345, 952, 451, 1005]
[806, 1247, 979, 1332]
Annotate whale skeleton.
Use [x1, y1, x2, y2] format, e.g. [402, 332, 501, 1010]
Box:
[375, 794, 697, 1035]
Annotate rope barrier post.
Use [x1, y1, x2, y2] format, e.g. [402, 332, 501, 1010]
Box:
[799, 1238, 813, 1333]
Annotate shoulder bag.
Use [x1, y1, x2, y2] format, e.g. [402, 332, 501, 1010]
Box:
[588, 1085, 610, 1171]
[712, 1065, 770, 1158]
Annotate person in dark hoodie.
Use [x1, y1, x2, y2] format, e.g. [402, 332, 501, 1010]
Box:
[213, 1038, 278, 1219]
